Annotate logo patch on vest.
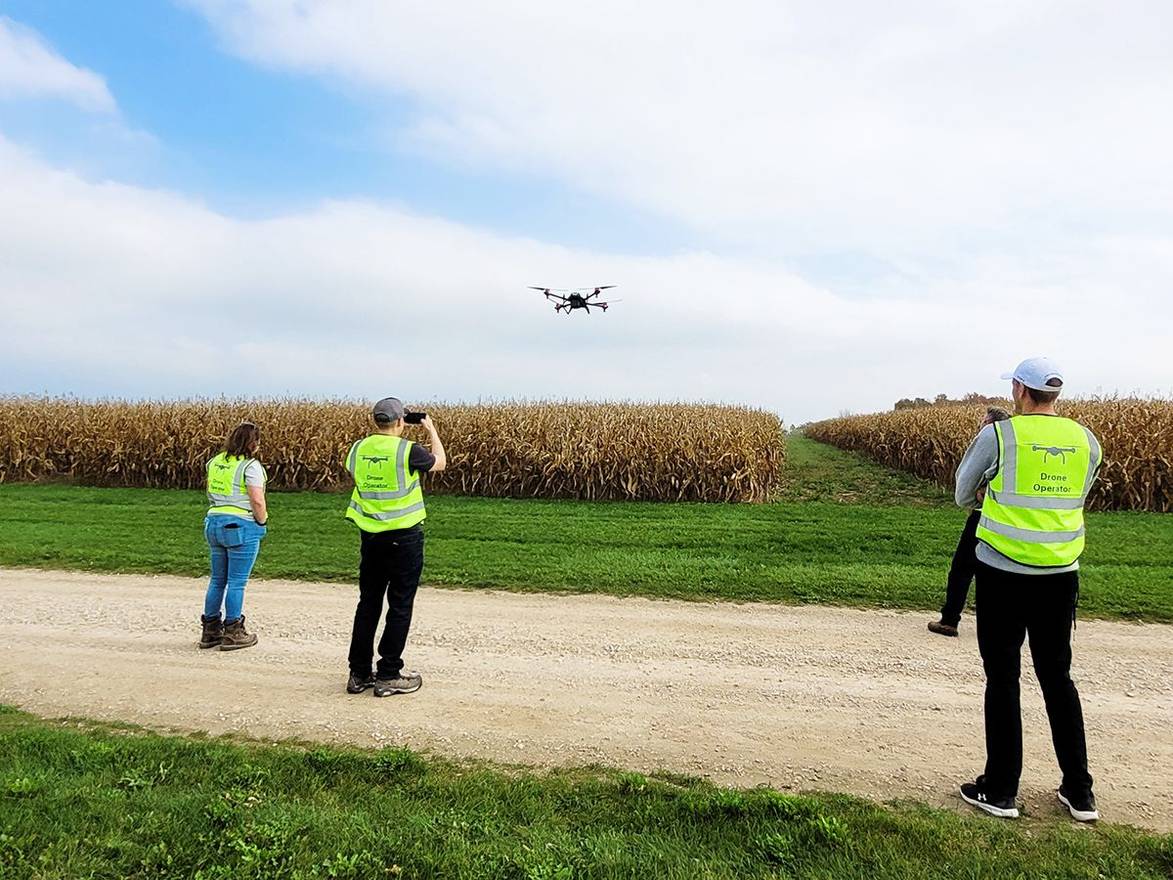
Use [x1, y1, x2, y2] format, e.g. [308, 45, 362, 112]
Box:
[1031, 444, 1078, 465]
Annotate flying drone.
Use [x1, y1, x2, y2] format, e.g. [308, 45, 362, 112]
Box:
[528, 285, 620, 315]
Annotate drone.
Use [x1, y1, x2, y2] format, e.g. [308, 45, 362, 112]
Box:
[528, 285, 620, 315]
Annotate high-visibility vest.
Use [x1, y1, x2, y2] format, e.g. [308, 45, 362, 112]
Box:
[206, 452, 265, 517]
[344, 434, 427, 532]
[976, 415, 1102, 568]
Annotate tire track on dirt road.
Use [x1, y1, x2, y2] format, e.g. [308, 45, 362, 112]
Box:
[1, 569, 1169, 830]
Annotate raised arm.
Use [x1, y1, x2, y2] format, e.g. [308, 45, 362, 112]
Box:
[421, 416, 446, 472]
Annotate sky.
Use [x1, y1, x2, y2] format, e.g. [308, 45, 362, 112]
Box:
[1, 1, 1171, 424]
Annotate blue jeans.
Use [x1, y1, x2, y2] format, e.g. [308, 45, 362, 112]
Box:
[203, 515, 266, 623]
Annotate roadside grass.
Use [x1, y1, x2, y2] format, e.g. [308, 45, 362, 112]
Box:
[1, 706, 1169, 880]
[1, 437, 1169, 621]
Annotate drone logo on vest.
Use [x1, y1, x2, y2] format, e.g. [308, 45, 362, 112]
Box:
[361, 455, 391, 467]
[1031, 444, 1078, 464]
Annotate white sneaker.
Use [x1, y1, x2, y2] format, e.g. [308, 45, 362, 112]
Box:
[1058, 787, 1099, 822]
[960, 780, 1019, 819]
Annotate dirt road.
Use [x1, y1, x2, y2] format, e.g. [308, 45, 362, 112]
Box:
[2, 569, 1170, 830]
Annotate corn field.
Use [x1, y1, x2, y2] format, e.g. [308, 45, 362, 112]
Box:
[806, 399, 1173, 512]
[0, 398, 784, 503]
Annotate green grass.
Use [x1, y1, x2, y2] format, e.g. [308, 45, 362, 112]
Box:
[1, 706, 1169, 880]
[777, 434, 952, 505]
[1, 437, 1170, 621]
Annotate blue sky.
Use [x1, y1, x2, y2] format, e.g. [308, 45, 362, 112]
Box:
[1, 1, 1171, 421]
[0, 0, 695, 252]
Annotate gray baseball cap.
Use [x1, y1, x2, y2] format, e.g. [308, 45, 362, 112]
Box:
[1001, 357, 1064, 392]
[372, 397, 405, 423]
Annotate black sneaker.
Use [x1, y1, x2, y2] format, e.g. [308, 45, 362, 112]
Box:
[373, 670, 423, 697]
[1058, 787, 1099, 822]
[347, 672, 376, 694]
[960, 777, 1019, 818]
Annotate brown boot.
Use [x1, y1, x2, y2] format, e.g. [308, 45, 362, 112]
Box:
[928, 620, 959, 637]
[199, 615, 223, 649]
[219, 616, 258, 651]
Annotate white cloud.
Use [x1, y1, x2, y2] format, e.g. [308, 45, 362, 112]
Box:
[185, 0, 1173, 258]
[0, 17, 116, 113]
[1, 136, 1170, 423]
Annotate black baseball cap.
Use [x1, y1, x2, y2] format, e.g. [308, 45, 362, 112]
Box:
[372, 397, 405, 423]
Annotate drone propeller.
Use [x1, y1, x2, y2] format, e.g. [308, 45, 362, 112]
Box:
[585, 285, 618, 301]
[530, 286, 571, 303]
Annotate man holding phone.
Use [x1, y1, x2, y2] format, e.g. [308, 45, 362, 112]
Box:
[344, 397, 446, 697]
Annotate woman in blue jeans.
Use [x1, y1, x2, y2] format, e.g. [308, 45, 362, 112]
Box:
[200, 422, 268, 651]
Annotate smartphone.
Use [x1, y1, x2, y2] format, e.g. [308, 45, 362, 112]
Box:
[403, 411, 426, 425]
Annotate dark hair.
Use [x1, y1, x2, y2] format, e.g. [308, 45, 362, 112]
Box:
[225, 422, 260, 458]
[1025, 378, 1062, 405]
[986, 406, 1012, 422]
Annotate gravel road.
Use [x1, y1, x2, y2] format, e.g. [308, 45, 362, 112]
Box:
[1, 568, 1169, 830]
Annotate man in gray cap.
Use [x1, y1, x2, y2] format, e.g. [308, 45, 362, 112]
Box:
[343, 397, 446, 697]
[954, 358, 1103, 822]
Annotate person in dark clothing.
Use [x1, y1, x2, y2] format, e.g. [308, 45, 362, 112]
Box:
[349, 527, 426, 693]
[971, 565, 1088, 814]
[343, 397, 447, 698]
[928, 407, 1011, 637]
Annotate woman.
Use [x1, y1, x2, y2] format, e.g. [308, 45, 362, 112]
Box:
[200, 421, 268, 650]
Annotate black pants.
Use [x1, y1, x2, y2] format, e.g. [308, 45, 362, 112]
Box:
[974, 560, 1092, 799]
[347, 526, 425, 679]
[940, 509, 981, 626]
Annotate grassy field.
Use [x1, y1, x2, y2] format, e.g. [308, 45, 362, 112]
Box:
[1, 706, 1169, 880]
[2, 437, 1170, 620]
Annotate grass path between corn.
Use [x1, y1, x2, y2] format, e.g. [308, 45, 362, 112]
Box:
[2, 567, 1170, 834]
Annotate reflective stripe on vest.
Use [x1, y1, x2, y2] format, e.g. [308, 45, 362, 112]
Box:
[976, 415, 1100, 568]
[977, 516, 1086, 544]
[344, 434, 426, 532]
[207, 453, 257, 515]
[347, 499, 427, 521]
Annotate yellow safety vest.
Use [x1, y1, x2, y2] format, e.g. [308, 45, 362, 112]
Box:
[206, 452, 265, 517]
[976, 415, 1102, 568]
[344, 434, 427, 532]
